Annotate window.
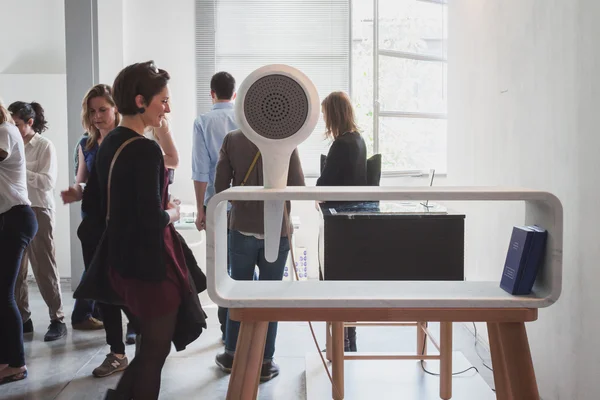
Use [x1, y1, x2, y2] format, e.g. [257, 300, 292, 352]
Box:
[196, 0, 350, 176]
[352, 0, 448, 173]
[195, 0, 446, 175]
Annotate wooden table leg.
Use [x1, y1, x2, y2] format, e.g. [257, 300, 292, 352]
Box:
[497, 322, 539, 400]
[226, 321, 269, 400]
[440, 322, 453, 400]
[487, 323, 513, 400]
[326, 321, 333, 362]
[332, 321, 345, 400]
[417, 321, 428, 357]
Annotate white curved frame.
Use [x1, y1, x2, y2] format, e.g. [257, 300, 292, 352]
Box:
[206, 187, 563, 309]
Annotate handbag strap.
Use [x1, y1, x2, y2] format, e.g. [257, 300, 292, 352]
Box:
[106, 136, 144, 222]
[240, 151, 261, 187]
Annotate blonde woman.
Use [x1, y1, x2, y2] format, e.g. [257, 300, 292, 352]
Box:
[61, 84, 118, 332]
[317, 91, 366, 352]
[63, 84, 122, 205]
[61, 84, 141, 377]
[0, 101, 37, 384]
[317, 91, 367, 187]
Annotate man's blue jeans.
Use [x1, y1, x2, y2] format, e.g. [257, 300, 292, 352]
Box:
[225, 230, 289, 361]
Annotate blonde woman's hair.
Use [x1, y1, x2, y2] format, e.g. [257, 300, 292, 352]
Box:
[321, 91, 359, 140]
[0, 99, 14, 125]
[81, 84, 120, 150]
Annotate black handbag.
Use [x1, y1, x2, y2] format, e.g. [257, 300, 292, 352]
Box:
[73, 136, 143, 305]
[174, 230, 207, 294]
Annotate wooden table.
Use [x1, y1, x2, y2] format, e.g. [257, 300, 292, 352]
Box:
[206, 187, 563, 400]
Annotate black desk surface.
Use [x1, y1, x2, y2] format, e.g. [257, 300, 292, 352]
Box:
[319, 201, 465, 220]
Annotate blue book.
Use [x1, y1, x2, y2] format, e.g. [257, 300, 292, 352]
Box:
[500, 226, 547, 295]
[517, 225, 548, 294]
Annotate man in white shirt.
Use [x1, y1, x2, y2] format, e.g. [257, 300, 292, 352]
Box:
[8, 101, 66, 342]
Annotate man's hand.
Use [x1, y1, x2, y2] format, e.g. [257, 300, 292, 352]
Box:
[195, 209, 206, 231]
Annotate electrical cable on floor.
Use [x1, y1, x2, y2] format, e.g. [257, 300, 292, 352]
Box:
[418, 332, 479, 376]
[472, 323, 494, 372]
[471, 322, 496, 392]
[284, 206, 343, 400]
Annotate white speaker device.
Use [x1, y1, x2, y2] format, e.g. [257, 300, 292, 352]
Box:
[235, 64, 320, 262]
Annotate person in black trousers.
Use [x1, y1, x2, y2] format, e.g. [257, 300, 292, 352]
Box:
[61, 84, 139, 378]
[316, 91, 367, 352]
[0, 104, 38, 384]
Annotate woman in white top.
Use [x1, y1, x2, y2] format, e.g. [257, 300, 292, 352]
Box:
[0, 101, 37, 384]
[8, 101, 66, 342]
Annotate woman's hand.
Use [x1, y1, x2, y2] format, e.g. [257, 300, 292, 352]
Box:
[61, 185, 83, 204]
[166, 201, 181, 224]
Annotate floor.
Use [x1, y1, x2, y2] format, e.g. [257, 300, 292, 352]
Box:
[2, 284, 496, 399]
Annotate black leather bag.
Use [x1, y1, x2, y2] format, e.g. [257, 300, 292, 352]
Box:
[175, 230, 207, 294]
[73, 226, 125, 305]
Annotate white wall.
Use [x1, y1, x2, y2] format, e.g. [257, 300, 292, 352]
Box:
[123, 0, 197, 202]
[0, 0, 66, 74]
[0, 0, 71, 279]
[449, 1, 599, 398]
[98, 0, 125, 85]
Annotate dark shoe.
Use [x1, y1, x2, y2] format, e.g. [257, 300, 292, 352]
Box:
[104, 389, 127, 400]
[73, 317, 104, 331]
[23, 319, 33, 334]
[0, 369, 28, 385]
[134, 334, 141, 357]
[260, 360, 280, 382]
[344, 327, 357, 352]
[93, 354, 128, 378]
[125, 325, 136, 345]
[215, 352, 234, 373]
[44, 320, 67, 342]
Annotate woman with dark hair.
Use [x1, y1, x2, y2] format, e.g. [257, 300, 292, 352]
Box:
[317, 91, 367, 352]
[0, 100, 37, 384]
[8, 101, 66, 342]
[82, 61, 199, 399]
[61, 84, 140, 378]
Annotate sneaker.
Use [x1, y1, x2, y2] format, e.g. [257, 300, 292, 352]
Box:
[260, 360, 280, 382]
[44, 320, 67, 342]
[23, 319, 33, 334]
[215, 352, 234, 373]
[73, 317, 104, 331]
[125, 325, 136, 345]
[93, 354, 128, 378]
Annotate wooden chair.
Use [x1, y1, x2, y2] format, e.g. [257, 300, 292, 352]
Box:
[206, 187, 563, 400]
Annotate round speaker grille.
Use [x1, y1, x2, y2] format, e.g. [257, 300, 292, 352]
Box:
[243, 74, 309, 139]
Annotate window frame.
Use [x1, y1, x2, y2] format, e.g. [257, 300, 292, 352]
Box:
[369, 0, 447, 176]
[195, 0, 446, 178]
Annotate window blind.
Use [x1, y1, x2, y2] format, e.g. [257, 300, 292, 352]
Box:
[196, 0, 350, 175]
